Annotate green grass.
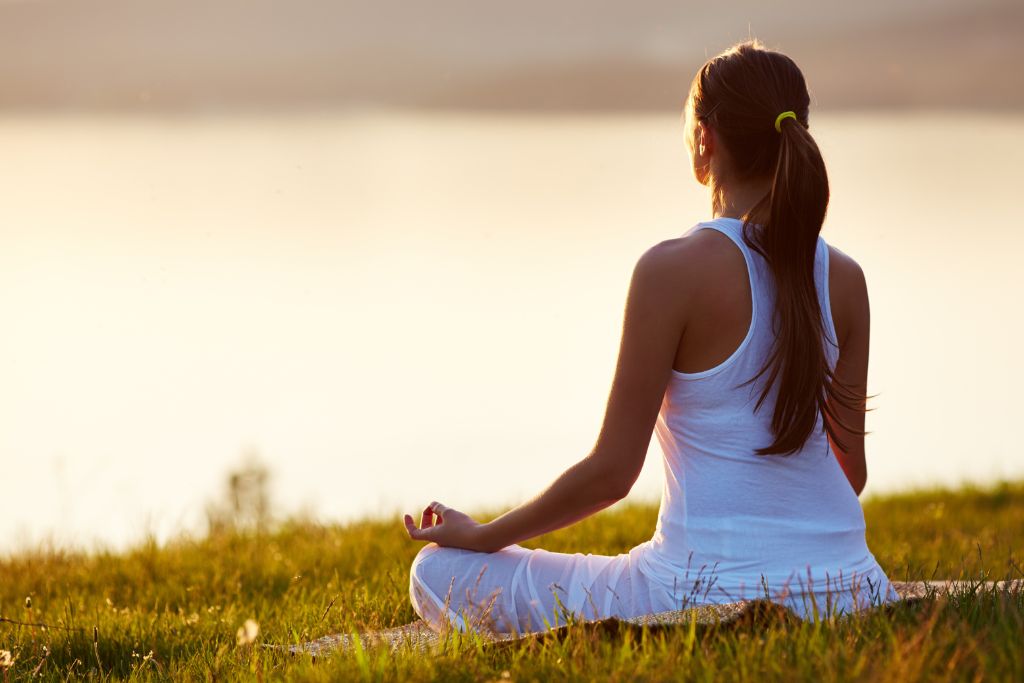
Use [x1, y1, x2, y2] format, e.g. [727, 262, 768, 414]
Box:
[1, 480, 1022, 681]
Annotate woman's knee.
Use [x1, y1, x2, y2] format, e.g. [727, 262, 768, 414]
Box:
[410, 542, 443, 580]
[409, 543, 456, 626]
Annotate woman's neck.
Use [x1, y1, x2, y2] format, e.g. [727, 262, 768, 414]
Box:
[711, 176, 772, 221]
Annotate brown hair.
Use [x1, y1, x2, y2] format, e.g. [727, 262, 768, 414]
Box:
[688, 40, 865, 456]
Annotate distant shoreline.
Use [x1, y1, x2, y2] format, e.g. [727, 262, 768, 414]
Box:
[0, 103, 1022, 118]
[1, 0, 1020, 113]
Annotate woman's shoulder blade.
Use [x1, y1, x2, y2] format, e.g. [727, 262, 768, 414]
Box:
[642, 227, 742, 274]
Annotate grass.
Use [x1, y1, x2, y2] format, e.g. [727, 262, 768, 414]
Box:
[1, 480, 1022, 681]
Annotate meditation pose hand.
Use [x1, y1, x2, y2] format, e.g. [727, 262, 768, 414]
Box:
[404, 502, 489, 552]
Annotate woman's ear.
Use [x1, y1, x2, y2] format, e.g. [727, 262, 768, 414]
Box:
[693, 120, 713, 185]
[696, 121, 713, 158]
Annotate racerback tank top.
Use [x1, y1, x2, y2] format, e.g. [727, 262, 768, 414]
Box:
[640, 216, 895, 614]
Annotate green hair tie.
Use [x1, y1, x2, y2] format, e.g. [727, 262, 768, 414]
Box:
[774, 111, 797, 132]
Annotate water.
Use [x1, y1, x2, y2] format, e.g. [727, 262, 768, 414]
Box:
[1, 110, 1021, 554]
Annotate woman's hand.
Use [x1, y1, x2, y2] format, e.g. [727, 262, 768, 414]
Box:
[403, 502, 494, 552]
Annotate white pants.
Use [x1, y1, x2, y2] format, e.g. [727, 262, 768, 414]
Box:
[409, 541, 898, 634]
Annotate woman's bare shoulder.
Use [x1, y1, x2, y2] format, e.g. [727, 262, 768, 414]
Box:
[630, 230, 747, 325]
[826, 243, 869, 344]
[641, 228, 740, 276]
[827, 243, 868, 296]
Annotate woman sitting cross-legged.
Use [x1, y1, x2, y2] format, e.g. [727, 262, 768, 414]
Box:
[403, 39, 898, 635]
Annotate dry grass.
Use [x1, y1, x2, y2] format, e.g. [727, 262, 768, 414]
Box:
[0, 480, 1021, 681]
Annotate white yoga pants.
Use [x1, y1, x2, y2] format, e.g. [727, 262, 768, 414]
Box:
[408, 541, 897, 634]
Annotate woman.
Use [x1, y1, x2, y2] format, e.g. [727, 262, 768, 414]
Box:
[403, 40, 897, 635]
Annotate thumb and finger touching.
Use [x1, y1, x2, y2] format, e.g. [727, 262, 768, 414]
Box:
[420, 506, 435, 530]
[404, 501, 461, 541]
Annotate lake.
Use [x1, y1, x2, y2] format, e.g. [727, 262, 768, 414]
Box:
[1, 109, 1021, 553]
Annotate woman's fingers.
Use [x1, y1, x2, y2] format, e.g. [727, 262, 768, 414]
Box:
[405, 514, 440, 541]
[430, 501, 448, 523]
[405, 502, 458, 542]
[403, 514, 423, 539]
[420, 505, 435, 529]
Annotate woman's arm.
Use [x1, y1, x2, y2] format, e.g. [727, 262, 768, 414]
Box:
[404, 242, 690, 552]
[823, 246, 870, 496]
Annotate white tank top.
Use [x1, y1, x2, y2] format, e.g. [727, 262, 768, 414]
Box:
[643, 216, 892, 608]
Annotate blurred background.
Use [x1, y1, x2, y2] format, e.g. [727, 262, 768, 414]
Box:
[1, 0, 1022, 553]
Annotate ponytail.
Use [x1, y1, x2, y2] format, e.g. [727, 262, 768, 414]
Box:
[690, 40, 867, 456]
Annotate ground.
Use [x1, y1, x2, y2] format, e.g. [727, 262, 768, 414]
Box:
[0, 480, 1021, 681]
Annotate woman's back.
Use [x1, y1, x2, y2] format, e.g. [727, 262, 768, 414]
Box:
[638, 216, 893, 614]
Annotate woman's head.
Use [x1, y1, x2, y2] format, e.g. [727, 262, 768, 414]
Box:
[684, 40, 822, 215]
[683, 40, 862, 456]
